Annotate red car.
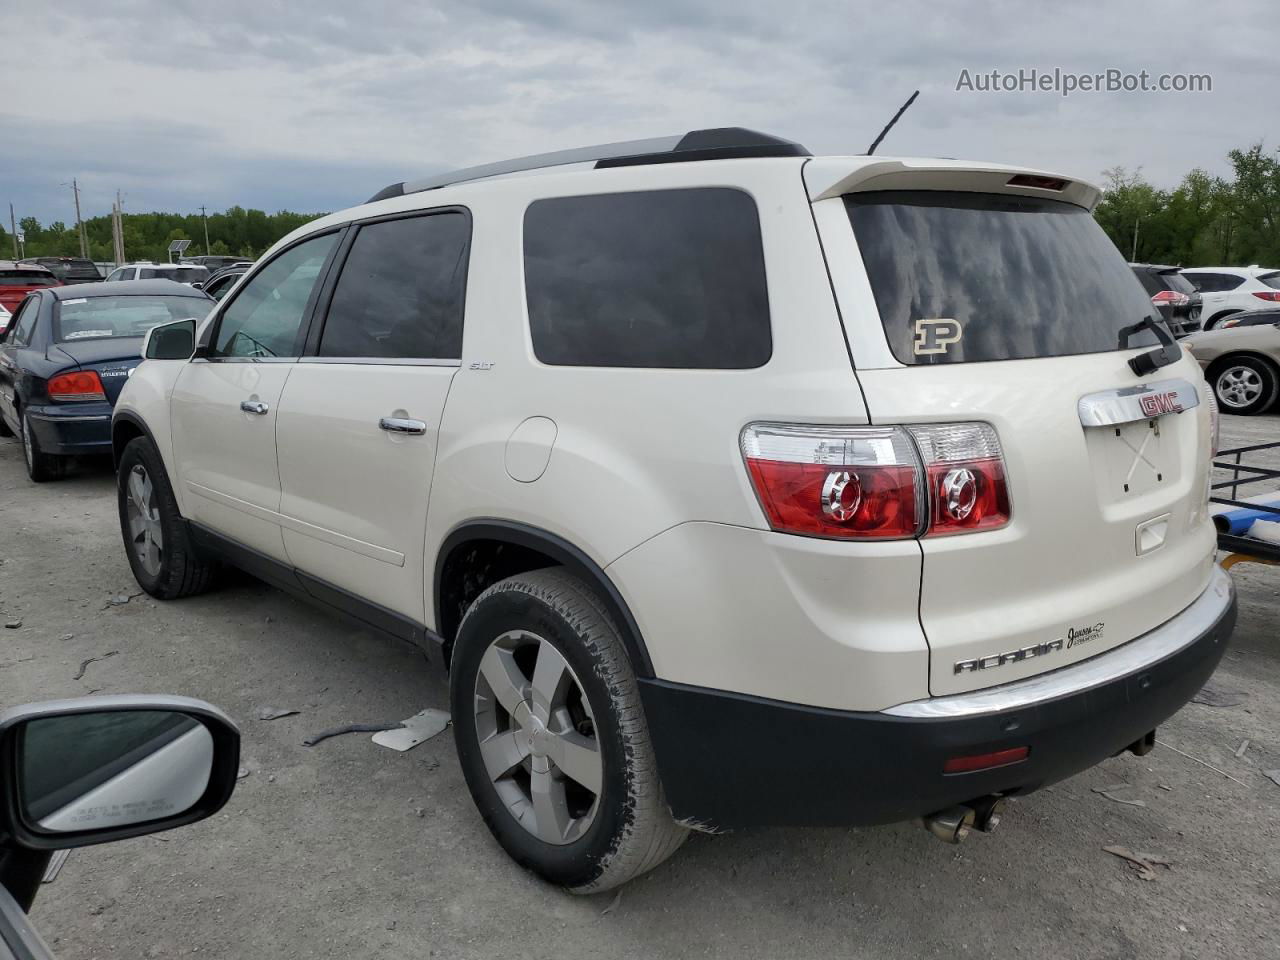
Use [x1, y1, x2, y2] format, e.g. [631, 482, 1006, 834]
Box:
[0, 260, 62, 314]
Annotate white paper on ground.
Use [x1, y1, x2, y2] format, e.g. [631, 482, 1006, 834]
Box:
[372, 708, 451, 752]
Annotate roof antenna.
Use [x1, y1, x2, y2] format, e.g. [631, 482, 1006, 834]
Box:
[866, 90, 919, 155]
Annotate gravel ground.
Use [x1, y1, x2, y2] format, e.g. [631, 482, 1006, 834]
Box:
[1, 415, 1278, 960]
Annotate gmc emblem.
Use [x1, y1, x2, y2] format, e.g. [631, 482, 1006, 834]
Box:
[1138, 391, 1183, 417]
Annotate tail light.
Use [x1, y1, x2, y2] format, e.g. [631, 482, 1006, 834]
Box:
[909, 423, 1011, 535]
[47, 370, 106, 402]
[740, 424, 923, 539]
[1151, 290, 1189, 308]
[1251, 291, 1280, 302]
[741, 421, 1010, 540]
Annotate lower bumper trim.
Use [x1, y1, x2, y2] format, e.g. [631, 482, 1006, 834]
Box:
[639, 573, 1236, 830]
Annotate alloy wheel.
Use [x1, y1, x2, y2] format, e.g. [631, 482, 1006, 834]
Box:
[125, 464, 164, 577]
[472, 629, 602, 845]
[1216, 365, 1263, 409]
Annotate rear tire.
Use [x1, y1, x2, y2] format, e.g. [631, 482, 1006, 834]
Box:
[1211, 356, 1280, 416]
[20, 411, 65, 483]
[450, 568, 686, 893]
[117, 436, 215, 599]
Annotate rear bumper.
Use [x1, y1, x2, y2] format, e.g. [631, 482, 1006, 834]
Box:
[25, 404, 113, 456]
[639, 567, 1236, 830]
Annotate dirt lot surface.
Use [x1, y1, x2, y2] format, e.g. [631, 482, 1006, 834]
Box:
[1, 415, 1277, 960]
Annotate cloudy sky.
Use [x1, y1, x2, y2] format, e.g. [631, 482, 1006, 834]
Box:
[4, 0, 1272, 225]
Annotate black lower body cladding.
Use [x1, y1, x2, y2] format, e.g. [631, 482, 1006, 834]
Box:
[639, 589, 1236, 830]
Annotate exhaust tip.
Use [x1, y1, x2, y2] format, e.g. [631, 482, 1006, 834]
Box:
[922, 805, 975, 844]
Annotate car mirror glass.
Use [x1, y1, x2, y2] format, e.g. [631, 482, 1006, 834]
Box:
[143, 318, 197, 360]
[19, 710, 212, 833]
[0, 697, 239, 850]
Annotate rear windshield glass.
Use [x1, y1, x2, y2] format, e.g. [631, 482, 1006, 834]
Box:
[1159, 270, 1197, 295]
[1260, 271, 1280, 290]
[846, 191, 1161, 364]
[0, 270, 57, 287]
[55, 295, 208, 342]
[138, 267, 208, 283]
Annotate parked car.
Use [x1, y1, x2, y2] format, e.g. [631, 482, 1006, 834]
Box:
[0, 261, 61, 313]
[1129, 263, 1202, 337]
[20, 256, 102, 284]
[113, 128, 1235, 891]
[1180, 265, 1280, 329]
[1185, 313, 1280, 415]
[183, 255, 251, 273]
[106, 262, 210, 285]
[0, 695, 239, 960]
[198, 263, 250, 301]
[0, 279, 212, 480]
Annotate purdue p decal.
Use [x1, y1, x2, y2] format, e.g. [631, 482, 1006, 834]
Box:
[913, 318, 963, 356]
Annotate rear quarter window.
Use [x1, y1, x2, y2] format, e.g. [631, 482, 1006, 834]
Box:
[523, 188, 771, 368]
[847, 191, 1161, 364]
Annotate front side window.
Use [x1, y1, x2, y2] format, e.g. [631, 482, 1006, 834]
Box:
[213, 233, 338, 358]
[524, 188, 772, 368]
[847, 191, 1161, 364]
[55, 296, 209, 342]
[318, 212, 469, 359]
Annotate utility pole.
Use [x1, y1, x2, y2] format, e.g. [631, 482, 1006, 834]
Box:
[8, 203, 16, 259]
[1131, 216, 1140, 262]
[72, 178, 88, 259]
[112, 190, 125, 267]
[200, 205, 210, 256]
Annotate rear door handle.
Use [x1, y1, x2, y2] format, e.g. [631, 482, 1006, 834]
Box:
[379, 417, 427, 435]
[240, 400, 269, 415]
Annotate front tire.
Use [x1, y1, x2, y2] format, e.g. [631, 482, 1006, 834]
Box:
[117, 436, 215, 599]
[450, 569, 686, 893]
[1211, 356, 1280, 415]
[20, 411, 65, 482]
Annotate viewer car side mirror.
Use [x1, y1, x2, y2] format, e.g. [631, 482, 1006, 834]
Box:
[143, 318, 198, 360]
[0, 695, 239, 851]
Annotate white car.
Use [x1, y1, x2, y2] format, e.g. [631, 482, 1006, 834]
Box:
[105, 262, 210, 286]
[111, 128, 1236, 891]
[1180, 265, 1280, 329]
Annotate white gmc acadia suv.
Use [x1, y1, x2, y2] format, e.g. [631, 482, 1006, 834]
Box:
[111, 128, 1237, 892]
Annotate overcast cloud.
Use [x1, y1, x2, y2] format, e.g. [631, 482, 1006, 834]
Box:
[3, 0, 1273, 224]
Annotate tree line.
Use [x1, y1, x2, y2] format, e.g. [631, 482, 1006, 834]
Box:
[1087, 142, 1277, 267]
[4, 141, 1277, 268]
[1, 207, 325, 264]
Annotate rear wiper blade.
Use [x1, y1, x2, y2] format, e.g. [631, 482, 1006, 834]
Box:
[1117, 316, 1181, 377]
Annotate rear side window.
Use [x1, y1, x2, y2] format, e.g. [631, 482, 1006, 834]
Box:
[524, 188, 771, 368]
[319, 211, 469, 360]
[847, 191, 1161, 364]
[12, 299, 39, 344]
[1188, 272, 1244, 292]
[1259, 271, 1280, 290]
[1160, 270, 1196, 295]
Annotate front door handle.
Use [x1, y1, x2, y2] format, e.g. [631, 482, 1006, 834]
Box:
[240, 400, 269, 415]
[379, 417, 427, 435]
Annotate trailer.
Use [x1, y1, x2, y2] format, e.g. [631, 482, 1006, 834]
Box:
[1210, 439, 1280, 569]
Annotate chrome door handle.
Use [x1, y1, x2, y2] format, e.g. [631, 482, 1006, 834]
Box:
[379, 417, 427, 435]
[240, 400, 269, 415]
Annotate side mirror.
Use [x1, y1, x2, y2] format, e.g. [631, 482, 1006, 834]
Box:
[0, 695, 239, 850]
[191, 281, 204, 290]
[143, 318, 197, 360]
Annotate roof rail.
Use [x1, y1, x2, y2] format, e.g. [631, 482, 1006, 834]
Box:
[366, 127, 810, 203]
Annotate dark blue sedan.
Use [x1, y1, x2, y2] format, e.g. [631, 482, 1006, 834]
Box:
[0, 280, 212, 481]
